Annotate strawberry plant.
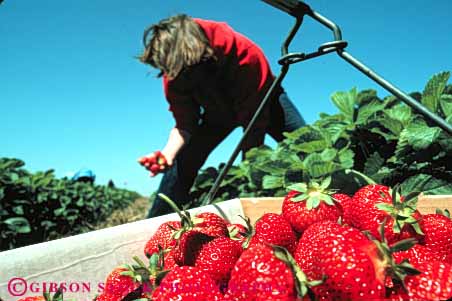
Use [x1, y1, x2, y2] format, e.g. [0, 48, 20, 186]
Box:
[184, 71, 452, 207]
[0, 158, 140, 251]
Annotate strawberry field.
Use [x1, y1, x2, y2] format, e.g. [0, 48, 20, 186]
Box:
[0, 158, 140, 251]
[2, 71, 452, 301]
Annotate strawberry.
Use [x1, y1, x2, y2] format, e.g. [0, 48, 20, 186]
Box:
[418, 212, 452, 261]
[226, 243, 320, 301]
[151, 266, 223, 301]
[392, 243, 436, 268]
[157, 194, 229, 266]
[17, 298, 46, 301]
[172, 229, 214, 266]
[331, 193, 353, 225]
[246, 213, 298, 254]
[144, 220, 181, 258]
[193, 211, 229, 237]
[103, 266, 141, 300]
[193, 236, 243, 289]
[143, 220, 181, 270]
[295, 220, 387, 300]
[403, 261, 452, 300]
[282, 178, 343, 234]
[349, 184, 423, 243]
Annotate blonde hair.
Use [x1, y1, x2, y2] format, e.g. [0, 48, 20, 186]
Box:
[139, 14, 216, 79]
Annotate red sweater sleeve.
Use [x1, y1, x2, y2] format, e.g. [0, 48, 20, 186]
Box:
[163, 76, 200, 134]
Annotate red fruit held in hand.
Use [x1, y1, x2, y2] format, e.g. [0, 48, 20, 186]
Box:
[150, 164, 160, 174]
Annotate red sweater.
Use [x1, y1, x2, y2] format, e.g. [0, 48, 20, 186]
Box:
[163, 18, 281, 147]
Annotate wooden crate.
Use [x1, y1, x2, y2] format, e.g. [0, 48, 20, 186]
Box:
[241, 195, 452, 224]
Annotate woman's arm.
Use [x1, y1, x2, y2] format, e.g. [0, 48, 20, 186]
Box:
[161, 127, 191, 166]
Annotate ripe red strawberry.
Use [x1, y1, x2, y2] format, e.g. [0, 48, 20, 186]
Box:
[172, 229, 214, 266]
[418, 213, 452, 261]
[349, 184, 423, 243]
[151, 266, 223, 300]
[226, 243, 319, 301]
[247, 213, 298, 254]
[144, 220, 181, 258]
[331, 193, 353, 225]
[403, 261, 452, 300]
[193, 211, 229, 237]
[17, 298, 46, 301]
[294, 220, 386, 300]
[282, 178, 343, 234]
[103, 266, 141, 300]
[392, 243, 436, 267]
[193, 236, 243, 289]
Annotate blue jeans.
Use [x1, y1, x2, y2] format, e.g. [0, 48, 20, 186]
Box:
[147, 92, 305, 218]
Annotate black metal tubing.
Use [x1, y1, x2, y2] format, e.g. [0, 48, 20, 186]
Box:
[303, 5, 452, 135]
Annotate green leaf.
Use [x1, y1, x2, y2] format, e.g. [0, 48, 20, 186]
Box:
[320, 149, 337, 162]
[375, 203, 396, 214]
[401, 174, 452, 195]
[338, 149, 354, 169]
[262, 175, 284, 190]
[422, 71, 450, 113]
[363, 152, 385, 177]
[331, 87, 358, 122]
[3, 217, 31, 233]
[287, 183, 308, 192]
[385, 105, 413, 127]
[303, 153, 337, 179]
[402, 123, 441, 150]
[440, 94, 452, 117]
[289, 139, 329, 154]
[356, 100, 384, 124]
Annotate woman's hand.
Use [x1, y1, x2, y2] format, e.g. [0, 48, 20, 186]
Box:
[138, 151, 169, 177]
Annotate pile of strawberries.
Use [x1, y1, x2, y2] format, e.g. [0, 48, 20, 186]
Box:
[18, 180, 452, 301]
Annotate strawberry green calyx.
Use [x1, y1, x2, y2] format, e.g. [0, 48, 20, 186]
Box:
[287, 177, 336, 209]
[272, 245, 321, 300]
[368, 220, 421, 291]
[436, 208, 451, 218]
[43, 287, 63, 301]
[374, 186, 424, 235]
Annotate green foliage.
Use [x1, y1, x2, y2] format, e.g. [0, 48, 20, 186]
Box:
[186, 71, 452, 206]
[0, 158, 140, 251]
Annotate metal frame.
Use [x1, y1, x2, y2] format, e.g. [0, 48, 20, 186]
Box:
[204, 0, 452, 204]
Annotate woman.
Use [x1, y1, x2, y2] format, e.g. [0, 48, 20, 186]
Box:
[138, 14, 305, 217]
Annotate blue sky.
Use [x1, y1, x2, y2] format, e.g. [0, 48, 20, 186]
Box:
[1, 0, 451, 197]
